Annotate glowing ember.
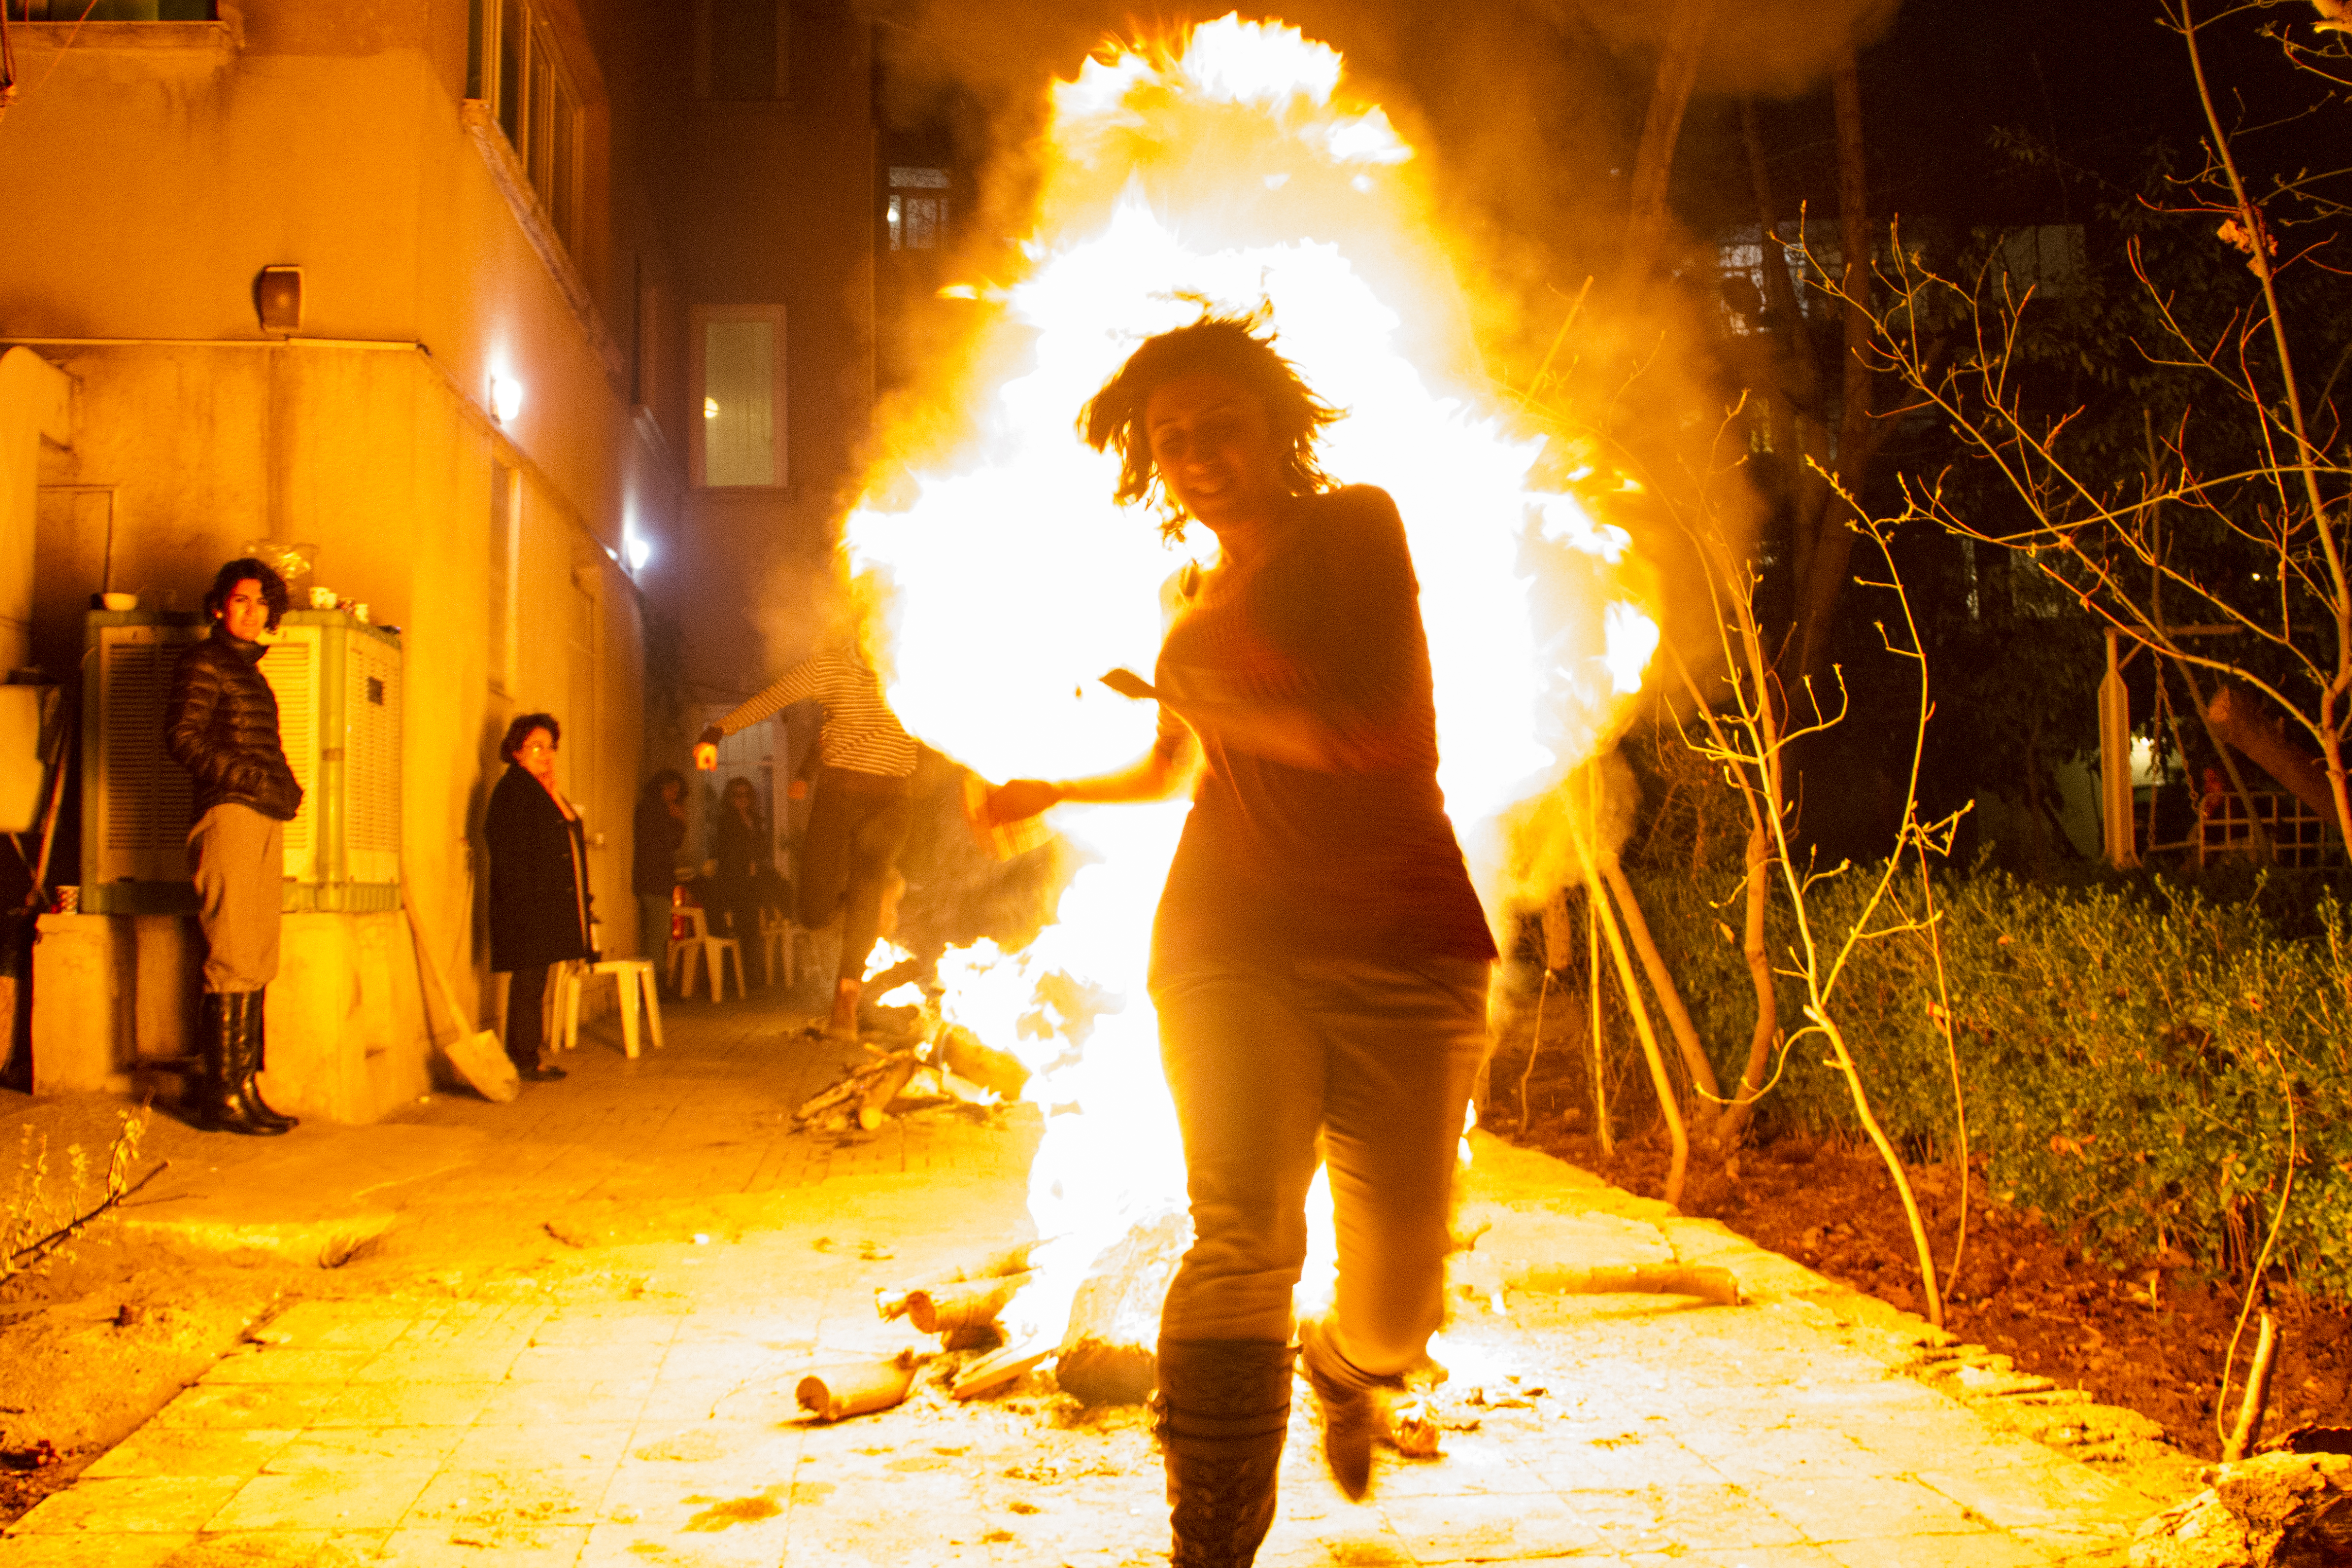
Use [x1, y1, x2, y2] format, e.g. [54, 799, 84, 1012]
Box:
[846, 15, 1656, 1366]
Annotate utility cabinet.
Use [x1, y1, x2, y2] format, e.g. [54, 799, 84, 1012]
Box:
[81, 608, 403, 912]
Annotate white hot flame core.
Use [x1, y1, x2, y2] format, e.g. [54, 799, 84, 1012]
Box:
[847, 15, 1657, 1356]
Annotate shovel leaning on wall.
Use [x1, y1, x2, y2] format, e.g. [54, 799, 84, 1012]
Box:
[401, 882, 517, 1104]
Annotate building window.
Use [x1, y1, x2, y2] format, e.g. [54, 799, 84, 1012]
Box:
[469, 0, 582, 252]
[691, 305, 787, 489]
[702, 0, 788, 101]
[4, 1, 211, 15]
[887, 167, 950, 251]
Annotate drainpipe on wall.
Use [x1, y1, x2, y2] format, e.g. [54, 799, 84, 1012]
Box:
[0, 348, 70, 834]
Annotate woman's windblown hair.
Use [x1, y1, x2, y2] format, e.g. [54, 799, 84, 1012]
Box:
[1080, 307, 1342, 539]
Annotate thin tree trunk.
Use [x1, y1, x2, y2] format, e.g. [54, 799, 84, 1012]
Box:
[1789, 47, 1879, 691]
[1713, 821, 1778, 1144]
[1621, 0, 1722, 279]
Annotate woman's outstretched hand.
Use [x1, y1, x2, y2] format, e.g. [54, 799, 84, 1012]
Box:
[978, 778, 1065, 828]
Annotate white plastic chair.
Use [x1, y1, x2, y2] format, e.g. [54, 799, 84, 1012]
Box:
[666, 906, 743, 1002]
[555, 958, 666, 1059]
[756, 906, 804, 988]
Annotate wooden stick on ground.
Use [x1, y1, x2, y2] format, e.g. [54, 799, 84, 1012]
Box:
[906, 1272, 1032, 1336]
[874, 1244, 1038, 1322]
[951, 1338, 1055, 1401]
[796, 1351, 922, 1422]
[857, 1059, 919, 1131]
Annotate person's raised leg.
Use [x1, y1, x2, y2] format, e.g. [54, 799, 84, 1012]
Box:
[1301, 955, 1490, 1496]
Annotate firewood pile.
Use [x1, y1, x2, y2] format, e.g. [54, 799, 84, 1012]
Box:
[795, 1243, 1044, 1422]
[793, 1006, 1032, 1133]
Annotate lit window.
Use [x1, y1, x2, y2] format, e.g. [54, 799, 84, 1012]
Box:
[888, 167, 951, 251]
[470, 0, 583, 254]
[692, 305, 787, 489]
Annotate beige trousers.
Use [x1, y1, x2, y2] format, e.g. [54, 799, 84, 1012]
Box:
[188, 802, 284, 994]
[1153, 954, 1492, 1374]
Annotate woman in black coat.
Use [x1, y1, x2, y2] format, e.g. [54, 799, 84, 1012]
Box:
[485, 712, 589, 1082]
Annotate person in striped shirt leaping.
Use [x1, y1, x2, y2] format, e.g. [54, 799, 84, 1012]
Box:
[696, 640, 917, 1038]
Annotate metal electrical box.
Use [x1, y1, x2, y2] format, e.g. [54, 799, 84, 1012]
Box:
[81, 608, 403, 914]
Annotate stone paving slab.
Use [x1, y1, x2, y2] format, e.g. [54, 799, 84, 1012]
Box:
[0, 989, 2192, 1566]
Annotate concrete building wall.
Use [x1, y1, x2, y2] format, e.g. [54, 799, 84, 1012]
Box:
[0, 0, 683, 1114]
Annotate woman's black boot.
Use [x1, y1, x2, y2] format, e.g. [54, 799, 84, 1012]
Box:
[195, 993, 283, 1136]
[1154, 1338, 1294, 1568]
[1299, 1319, 1400, 1501]
[238, 989, 297, 1131]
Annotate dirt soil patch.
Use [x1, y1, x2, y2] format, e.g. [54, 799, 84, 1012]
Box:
[1496, 1105, 2352, 1462]
[0, 1236, 295, 1524]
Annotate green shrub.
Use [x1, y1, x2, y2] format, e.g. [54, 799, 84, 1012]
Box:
[1632, 866, 2352, 1299]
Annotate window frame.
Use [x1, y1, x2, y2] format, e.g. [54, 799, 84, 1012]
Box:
[689, 304, 789, 492]
[469, 0, 584, 256]
[886, 166, 952, 253]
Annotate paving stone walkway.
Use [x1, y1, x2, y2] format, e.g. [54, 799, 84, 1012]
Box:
[0, 985, 2188, 1566]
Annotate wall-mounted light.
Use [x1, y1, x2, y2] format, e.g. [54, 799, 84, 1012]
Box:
[255, 266, 303, 334]
[491, 375, 525, 426]
[625, 531, 653, 572]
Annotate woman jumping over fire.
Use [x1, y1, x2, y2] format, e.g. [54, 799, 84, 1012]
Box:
[981, 312, 1494, 1567]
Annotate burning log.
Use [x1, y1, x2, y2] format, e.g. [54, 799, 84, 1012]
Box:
[1056, 1211, 1189, 1406]
[1505, 1261, 1740, 1307]
[796, 1351, 922, 1422]
[936, 1024, 1028, 1103]
[908, 1273, 1033, 1336]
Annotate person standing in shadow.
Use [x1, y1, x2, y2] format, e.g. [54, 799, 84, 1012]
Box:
[485, 714, 589, 1082]
[633, 769, 687, 988]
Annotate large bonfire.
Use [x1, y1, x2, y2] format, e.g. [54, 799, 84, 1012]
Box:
[843, 15, 1659, 1388]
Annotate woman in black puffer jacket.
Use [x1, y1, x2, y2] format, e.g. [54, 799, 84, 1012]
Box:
[165, 558, 306, 1136]
[484, 712, 590, 1082]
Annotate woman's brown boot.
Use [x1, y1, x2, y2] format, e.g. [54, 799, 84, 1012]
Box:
[1154, 1338, 1294, 1567]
